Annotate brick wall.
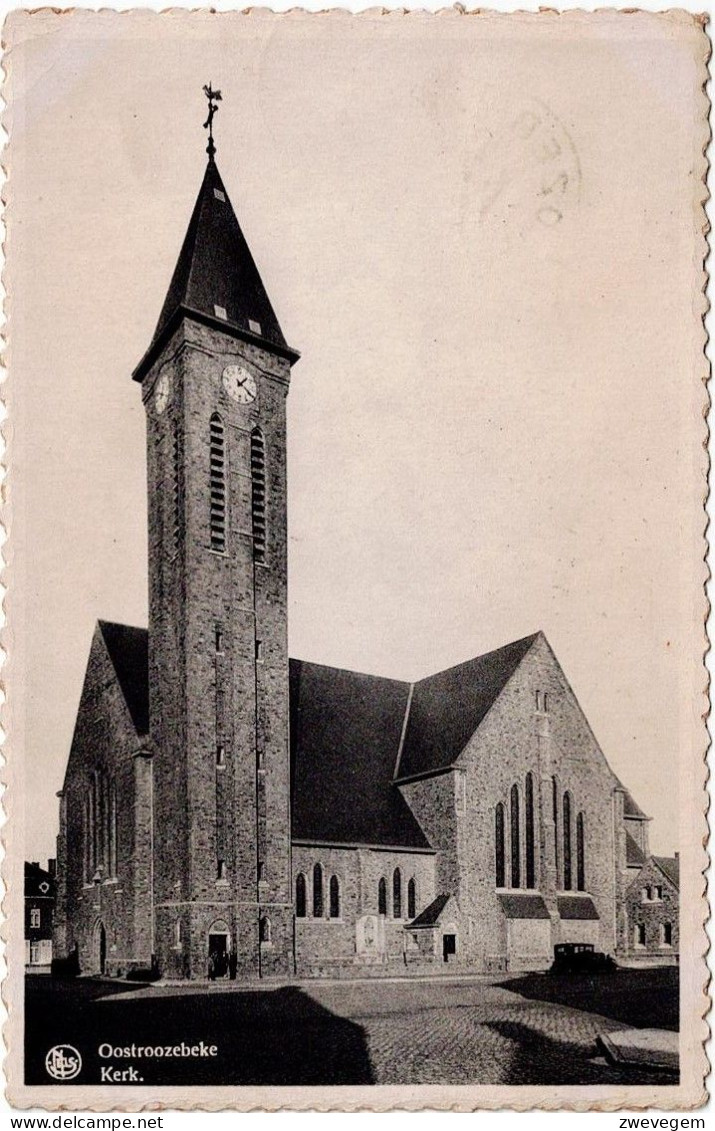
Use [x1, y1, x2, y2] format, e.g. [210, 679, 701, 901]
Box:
[399, 634, 622, 969]
[144, 319, 294, 978]
[624, 859, 679, 960]
[292, 844, 436, 973]
[54, 626, 153, 974]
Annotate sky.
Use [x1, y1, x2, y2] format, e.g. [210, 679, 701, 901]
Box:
[7, 9, 707, 861]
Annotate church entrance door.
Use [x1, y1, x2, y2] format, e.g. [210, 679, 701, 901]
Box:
[442, 933, 456, 963]
[208, 921, 231, 980]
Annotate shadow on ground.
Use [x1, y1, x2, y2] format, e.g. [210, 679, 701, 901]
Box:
[498, 967, 679, 1031]
[484, 1018, 679, 1086]
[25, 976, 373, 1086]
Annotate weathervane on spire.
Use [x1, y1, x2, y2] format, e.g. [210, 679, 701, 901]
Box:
[203, 83, 222, 160]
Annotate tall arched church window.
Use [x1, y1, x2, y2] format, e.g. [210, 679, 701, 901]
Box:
[563, 792, 573, 891]
[510, 784, 521, 888]
[393, 868, 402, 919]
[378, 877, 387, 916]
[295, 873, 306, 918]
[576, 811, 586, 891]
[109, 779, 117, 878]
[259, 916, 271, 944]
[495, 803, 506, 888]
[172, 419, 182, 551]
[209, 414, 226, 552]
[552, 775, 560, 885]
[313, 863, 324, 918]
[329, 875, 340, 918]
[89, 774, 98, 875]
[525, 773, 536, 889]
[407, 878, 416, 920]
[83, 792, 90, 883]
[251, 428, 267, 562]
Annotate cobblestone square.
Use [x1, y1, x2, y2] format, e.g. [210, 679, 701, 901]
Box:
[25, 968, 678, 1087]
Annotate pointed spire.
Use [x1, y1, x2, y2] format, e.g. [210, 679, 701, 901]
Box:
[134, 157, 298, 380]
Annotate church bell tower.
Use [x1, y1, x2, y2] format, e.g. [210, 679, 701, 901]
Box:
[133, 90, 299, 978]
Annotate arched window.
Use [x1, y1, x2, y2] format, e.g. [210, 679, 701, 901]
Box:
[407, 878, 416, 920]
[525, 773, 535, 889]
[510, 784, 520, 888]
[313, 863, 324, 918]
[174, 919, 182, 948]
[576, 811, 585, 891]
[89, 774, 98, 875]
[295, 873, 306, 918]
[563, 792, 572, 891]
[393, 868, 402, 919]
[83, 790, 90, 881]
[259, 916, 271, 943]
[662, 922, 673, 946]
[251, 428, 267, 562]
[329, 875, 340, 918]
[552, 775, 560, 884]
[635, 923, 646, 947]
[495, 803, 506, 888]
[109, 779, 117, 878]
[172, 419, 182, 551]
[209, 414, 226, 552]
[378, 877, 387, 916]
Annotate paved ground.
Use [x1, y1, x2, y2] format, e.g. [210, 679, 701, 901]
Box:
[25, 968, 678, 1088]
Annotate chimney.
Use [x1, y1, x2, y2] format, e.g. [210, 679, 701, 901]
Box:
[47, 858, 56, 877]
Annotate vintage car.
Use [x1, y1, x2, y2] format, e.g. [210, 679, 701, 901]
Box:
[549, 942, 617, 974]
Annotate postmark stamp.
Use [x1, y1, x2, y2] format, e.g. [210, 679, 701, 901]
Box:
[3, 7, 710, 1111]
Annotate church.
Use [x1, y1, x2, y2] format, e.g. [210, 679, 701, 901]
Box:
[53, 106, 654, 982]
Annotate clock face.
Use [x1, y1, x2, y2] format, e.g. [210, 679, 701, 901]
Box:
[222, 364, 257, 405]
[155, 372, 172, 415]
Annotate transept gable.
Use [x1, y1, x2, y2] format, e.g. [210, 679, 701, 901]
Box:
[61, 622, 147, 790]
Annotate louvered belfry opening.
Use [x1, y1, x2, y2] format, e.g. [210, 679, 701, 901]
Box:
[172, 420, 182, 552]
[209, 413, 226, 552]
[251, 428, 267, 562]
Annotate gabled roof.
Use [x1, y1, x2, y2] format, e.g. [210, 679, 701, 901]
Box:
[290, 659, 431, 850]
[134, 158, 298, 380]
[396, 634, 539, 781]
[408, 893, 451, 928]
[98, 621, 149, 736]
[626, 830, 646, 867]
[653, 855, 680, 890]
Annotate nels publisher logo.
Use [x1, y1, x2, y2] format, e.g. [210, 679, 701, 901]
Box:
[45, 1044, 82, 1081]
